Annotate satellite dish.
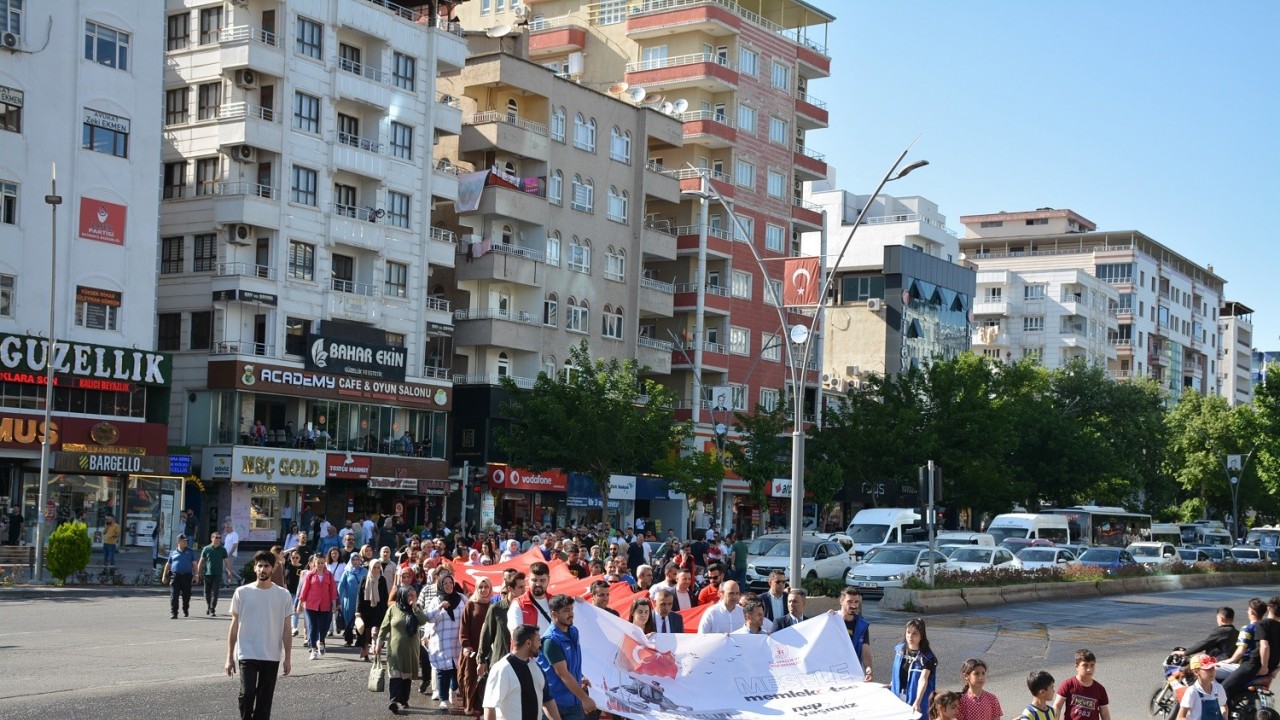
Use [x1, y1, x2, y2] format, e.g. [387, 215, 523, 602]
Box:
[608, 82, 630, 95]
[659, 101, 674, 115]
[714, 423, 727, 436]
[789, 324, 810, 345]
[644, 93, 665, 106]
[485, 24, 513, 37]
[626, 87, 647, 103]
[672, 99, 689, 114]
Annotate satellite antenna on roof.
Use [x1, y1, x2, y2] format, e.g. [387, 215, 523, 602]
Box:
[644, 93, 666, 106]
[659, 101, 674, 115]
[485, 24, 513, 37]
[608, 82, 630, 95]
[672, 99, 689, 114]
[626, 87, 647, 103]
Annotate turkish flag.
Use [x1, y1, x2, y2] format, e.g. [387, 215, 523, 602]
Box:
[783, 257, 821, 306]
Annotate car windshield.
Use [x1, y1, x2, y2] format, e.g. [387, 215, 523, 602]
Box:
[1129, 545, 1160, 557]
[1231, 549, 1260, 560]
[848, 524, 890, 544]
[1202, 548, 1225, 559]
[863, 548, 920, 565]
[1018, 549, 1054, 561]
[1081, 549, 1118, 562]
[764, 541, 818, 558]
[986, 527, 1027, 543]
[950, 548, 992, 563]
[747, 537, 785, 556]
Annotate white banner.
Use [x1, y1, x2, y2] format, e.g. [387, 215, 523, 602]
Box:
[574, 604, 917, 720]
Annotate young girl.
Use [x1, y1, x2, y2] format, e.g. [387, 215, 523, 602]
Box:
[957, 658, 1003, 720]
[930, 689, 961, 720]
[892, 618, 939, 718]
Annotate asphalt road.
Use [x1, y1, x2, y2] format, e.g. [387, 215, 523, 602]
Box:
[0, 581, 1270, 718]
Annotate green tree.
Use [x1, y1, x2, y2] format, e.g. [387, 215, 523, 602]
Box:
[803, 458, 844, 532]
[725, 400, 790, 536]
[46, 520, 91, 583]
[654, 448, 724, 509]
[1254, 362, 1280, 521]
[496, 341, 685, 523]
[1164, 391, 1260, 526]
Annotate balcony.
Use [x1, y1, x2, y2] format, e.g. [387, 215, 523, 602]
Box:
[211, 182, 279, 228]
[453, 373, 536, 390]
[791, 197, 823, 229]
[218, 25, 284, 77]
[456, 239, 545, 287]
[340, 0, 431, 34]
[639, 277, 675, 317]
[675, 110, 737, 150]
[643, 161, 681, 203]
[795, 92, 829, 129]
[625, 53, 738, 93]
[421, 364, 451, 382]
[625, 1, 740, 40]
[328, 204, 387, 251]
[459, 181, 547, 221]
[427, 226, 457, 269]
[673, 282, 732, 314]
[641, 219, 677, 260]
[216, 102, 283, 153]
[332, 132, 386, 179]
[461, 111, 550, 161]
[670, 339, 729, 371]
[334, 56, 390, 109]
[211, 262, 278, 302]
[668, 167, 734, 200]
[433, 92, 462, 136]
[636, 336, 674, 374]
[210, 339, 276, 358]
[452, 308, 544, 352]
[973, 299, 1009, 316]
[528, 16, 588, 57]
[676, 224, 735, 259]
[329, 280, 381, 322]
[793, 144, 828, 180]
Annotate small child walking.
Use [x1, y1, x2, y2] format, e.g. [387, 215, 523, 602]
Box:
[957, 658, 1003, 720]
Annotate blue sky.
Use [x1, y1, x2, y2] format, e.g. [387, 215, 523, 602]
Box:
[808, 0, 1279, 350]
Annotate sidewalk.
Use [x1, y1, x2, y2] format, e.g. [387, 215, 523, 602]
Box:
[0, 544, 243, 597]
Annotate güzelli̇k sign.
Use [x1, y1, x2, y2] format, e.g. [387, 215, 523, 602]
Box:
[0, 332, 171, 386]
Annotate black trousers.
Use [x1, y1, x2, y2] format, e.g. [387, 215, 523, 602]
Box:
[1221, 657, 1263, 700]
[238, 658, 280, 720]
[169, 573, 192, 615]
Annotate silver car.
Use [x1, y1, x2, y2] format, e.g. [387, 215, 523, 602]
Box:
[845, 544, 948, 596]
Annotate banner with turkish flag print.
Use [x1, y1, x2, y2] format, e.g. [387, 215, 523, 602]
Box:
[783, 256, 821, 307]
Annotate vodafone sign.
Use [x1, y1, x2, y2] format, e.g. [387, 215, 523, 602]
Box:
[487, 464, 567, 493]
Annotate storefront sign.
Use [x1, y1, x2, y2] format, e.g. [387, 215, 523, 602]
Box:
[418, 479, 450, 496]
[610, 474, 636, 500]
[0, 332, 171, 386]
[1, 413, 167, 454]
[53, 452, 171, 474]
[306, 331, 407, 382]
[487, 464, 568, 493]
[212, 289, 278, 305]
[0, 85, 23, 107]
[204, 449, 232, 478]
[75, 286, 123, 331]
[770, 477, 792, 498]
[0, 370, 133, 393]
[368, 476, 416, 491]
[0, 415, 58, 448]
[78, 197, 128, 246]
[210, 360, 450, 410]
[208, 447, 324, 486]
[84, 107, 130, 133]
[325, 453, 371, 480]
[169, 455, 192, 474]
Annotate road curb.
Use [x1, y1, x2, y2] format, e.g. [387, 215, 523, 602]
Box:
[0, 585, 171, 599]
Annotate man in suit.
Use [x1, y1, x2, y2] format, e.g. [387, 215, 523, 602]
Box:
[771, 588, 809, 632]
[651, 588, 684, 634]
[759, 570, 788, 624]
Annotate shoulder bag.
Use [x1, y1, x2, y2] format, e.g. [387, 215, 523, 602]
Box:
[367, 641, 386, 693]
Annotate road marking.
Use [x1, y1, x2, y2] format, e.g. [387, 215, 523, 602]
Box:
[0, 630, 61, 637]
[80, 638, 196, 651]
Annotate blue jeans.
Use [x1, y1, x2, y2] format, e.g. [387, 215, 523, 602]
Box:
[305, 608, 328, 650]
[434, 668, 457, 703]
[103, 543, 117, 566]
[559, 703, 585, 720]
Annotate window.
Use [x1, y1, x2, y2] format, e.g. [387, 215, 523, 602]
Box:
[573, 114, 596, 151]
[386, 191, 410, 229]
[771, 61, 790, 90]
[609, 127, 631, 163]
[761, 333, 781, 361]
[765, 279, 782, 306]
[731, 270, 751, 299]
[293, 92, 320, 133]
[607, 187, 628, 223]
[195, 157, 219, 195]
[159, 161, 186, 200]
[1023, 316, 1045, 332]
[198, 7, 223, 45]
[738, 46, 757, 75]
[733, 216, 755, 243]
[551, 106, 566, 142]
[759, 388, 780, 412]
[1025, 218, 1049, 226]
[570, 175, 593, 212]
[288, 241, 315, 280]
[290, 165, 317, 205]
[568, 237, 590, 273]
[737, 104, 756, 132]
[389, 122, 412, 160]
[543, 293, 558, 326]
[296, 17, 322, 59]
[1024, 284, 1046, 300]
[384, 261, 408, 298]
[166, 13, 188, 51]
[979, 220, 1003, 229]
[604, 249, 625, 281]
[193, 233, 216, 272]
[392, 52, 416, 91]
[283, 317, 310, 355]
[735, 160, 754, 188]
[842, 275, 885, 302]
[566, 299, 588, 333]
[728, 326, 749, 355]
[1023, 347, 1043, 361]
[160, 237, 184, 274]
[165, 88, 189, 125]
[74, 286, 120, 330]
[765, 224, 786, 253]
[546, 232, 561, 266]
[602, 306, 624, 340]
[548, 170, 563, 205]
[730, 385, 747, 412]
[84, 21, 130, 70]
[157, 313, 181, 351]
[480, 0, 491, 13]
[0, 274, 11, 318]
[197, 82, 221, 120]
[767, 170, 786, 198]
[0, 180, 16, 227]
[769, 117, 787, 145]
[0, 85, 20, 133]
[82, 110, 129, 158]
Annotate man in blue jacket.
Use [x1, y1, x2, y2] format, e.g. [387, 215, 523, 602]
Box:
[161, 534, 198, 619]
[536, 594, 598, 720]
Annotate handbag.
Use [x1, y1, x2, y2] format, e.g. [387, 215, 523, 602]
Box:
[367, 645, 386, 693]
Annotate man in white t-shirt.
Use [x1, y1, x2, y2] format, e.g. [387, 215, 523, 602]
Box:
[483, 624, 563, 720]
[225, 550, 294, 719]
[222, 521, 240, 559]
[697, 581, 744, 634]
[362, 515, 376, 546]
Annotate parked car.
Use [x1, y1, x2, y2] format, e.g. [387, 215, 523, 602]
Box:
[1125, 541, 1179, 565]
[744, 536, 852, 591]
[935, 531, 996, 547]
[1015, 547, 1079, 570]
[945, 546, 1020, 573]
[844, 544, 948, 597]
[1076, 547, 1138, 573]
[820, 532, 856, 554]
[1229, 546, 1268, 564]
[1196, 546, 1228, 562]
[1177, 547, 1213, 563]
[999, 538, 1055, 554]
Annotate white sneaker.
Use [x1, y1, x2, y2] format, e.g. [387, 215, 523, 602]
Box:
[309, 650, 318, 661]
[291, 628, 299, 637]
[438, 701, 449, 712]
[318, 645, 325, 657]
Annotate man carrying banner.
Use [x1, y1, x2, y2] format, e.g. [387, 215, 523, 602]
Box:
[771, 588, 810, 632]
[482, 624, 563, 720]
[536, 594, 598, 720]
[508, 562, 553, 635]
[651, 588, 684, 634]
[697, 581, 744, 634]
[832, 587, 874, 680]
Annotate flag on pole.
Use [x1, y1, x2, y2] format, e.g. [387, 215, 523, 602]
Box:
[783, 257, 821, 306]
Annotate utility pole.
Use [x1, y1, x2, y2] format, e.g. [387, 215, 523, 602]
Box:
[921, 461, 941, 587]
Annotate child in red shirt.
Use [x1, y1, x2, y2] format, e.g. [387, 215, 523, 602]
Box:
[957, 658, 1004, 720]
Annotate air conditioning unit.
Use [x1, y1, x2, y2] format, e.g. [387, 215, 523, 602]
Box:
[1, 32, 19, 51]
[232, 145, 257, 163]
[234, 69, 258, 89]
[227, 224, 254, 244]
[867, 298, 884, 312]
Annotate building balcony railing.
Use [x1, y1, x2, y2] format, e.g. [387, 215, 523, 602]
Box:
[211, 340, 275, 357]
[219, 25, 279, 47]
[796, 91, 827, 109]
[637, 336, 675, 351]
[331, 278, 378, 296]
[640, 277, 675, 294]
[488, 241, 546, 263]
[454, 307, 541, 325]
[337, 56, 386, 84]
[337, 131, 383, 154]
[218, 102, 278, 122]
[331, 203, 380, 223]
[621, 0, 829, 56]
[793, 197, 823, 214]
[1108, 338, 1133, 347]
[794, 144, 826, 162]
[215, 181, 277, 199]
[453, 373, 536, 389]
[673, 282, 730, 298]
[625, 52, 732, 73]
[463, 111, 549, 137]
[674, 225, 733, 241]
[970, 245, 1135, 261]
[429, 226, 457, 244]
[665, 167, 731, 184]
[425, 296, 451, 313]
[860, 212, 958, 237]
[216, 262, 277, 280]
[673, 339, 727, 354]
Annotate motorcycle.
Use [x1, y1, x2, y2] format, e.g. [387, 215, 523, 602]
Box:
[1225, 670, 1274, 720]
[1149, 649, 1190, 719]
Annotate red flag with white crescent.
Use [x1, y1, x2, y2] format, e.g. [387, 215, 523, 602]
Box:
[783, 256, 821, 306]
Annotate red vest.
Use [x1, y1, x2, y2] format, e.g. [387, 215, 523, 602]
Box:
[515, 593, 549, 629]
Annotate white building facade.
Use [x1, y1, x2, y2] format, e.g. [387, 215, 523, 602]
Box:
[1219, 301, 1253, 405]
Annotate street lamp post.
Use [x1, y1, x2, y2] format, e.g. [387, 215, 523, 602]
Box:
[684, 141, 928, 584]
[1222, 447, 1257, 543]
[35, 164, 63, 583]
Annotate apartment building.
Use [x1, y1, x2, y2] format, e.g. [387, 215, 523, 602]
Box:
[454, 0, 833, 531]
[801, 188, 973, 394]
[0, 2, 183, 549]
[1254, 350, 1279, 387]
[156, 0, 467, 542]
[959, 209, 1226, 402]
[1219, 301, 1253, 405]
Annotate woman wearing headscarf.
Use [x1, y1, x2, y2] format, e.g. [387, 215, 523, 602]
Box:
[465, 548, 482, 566]
[499, 539, 520, 562]
[423, 572, 467, 713]
[338, 552, 367, 647]
[324, 546, 346, 637]
[380, 584, 427, 716]
[356, 557, 391, 662]
[456, 577, 493, 718]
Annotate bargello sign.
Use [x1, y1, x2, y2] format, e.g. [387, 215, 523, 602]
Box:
[0, 332, 171, 386]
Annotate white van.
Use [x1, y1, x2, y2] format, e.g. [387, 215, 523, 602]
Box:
[985, 513, 1071, 545]
[846, 508, 921, 559]
[1149, 523, 1182, 546]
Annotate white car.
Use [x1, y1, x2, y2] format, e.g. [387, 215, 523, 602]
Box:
[1125, 542, 1178, 565]
[845, 544, 948, 596]
[1015, 547, 1079, 570]
[1177, 547, 1213, 563]
[945, 546, 1019, 573]
[745, 537, 852, 591]
[1229, 546, 1269, 564]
